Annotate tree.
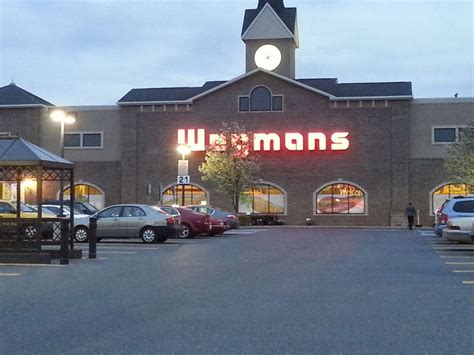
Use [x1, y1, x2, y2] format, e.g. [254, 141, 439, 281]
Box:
[199, 122, 260, 212]
[444, 120, 474, 184]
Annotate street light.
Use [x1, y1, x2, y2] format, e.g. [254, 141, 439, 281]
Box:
[176, 145, 191, 206]
[50, 109, 76, 215]
[177, 144, 192, 160]
[50, 110, 76, 158]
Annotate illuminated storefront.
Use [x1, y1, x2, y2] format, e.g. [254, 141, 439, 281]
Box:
[0, 0, 472, 226]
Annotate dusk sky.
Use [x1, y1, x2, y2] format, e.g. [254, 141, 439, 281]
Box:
[0, 0, 472, 106]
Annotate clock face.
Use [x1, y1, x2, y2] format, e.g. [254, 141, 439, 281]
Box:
[254, 44, 282, 71]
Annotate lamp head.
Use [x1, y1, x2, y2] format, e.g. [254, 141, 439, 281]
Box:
[50, 110, 65, 122]
[177, 145, 192, 157]
[50, 110, 76, 124]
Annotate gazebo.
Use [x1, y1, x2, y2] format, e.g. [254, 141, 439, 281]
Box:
[0, 135, 75, 264]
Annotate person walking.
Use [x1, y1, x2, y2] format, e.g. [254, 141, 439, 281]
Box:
[404, 202, 417, 230]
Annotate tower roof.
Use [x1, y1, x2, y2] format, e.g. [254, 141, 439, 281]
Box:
[242, 0, 297, 36]
[257, 0, 285, 11]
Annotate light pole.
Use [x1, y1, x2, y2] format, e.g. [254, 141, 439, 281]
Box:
[50, 109, 75, 216]
[176, 145, 191, 206]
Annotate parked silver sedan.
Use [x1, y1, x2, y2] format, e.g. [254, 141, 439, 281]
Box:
[74, 204, 180, 243]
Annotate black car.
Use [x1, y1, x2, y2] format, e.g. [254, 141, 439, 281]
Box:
[43, 200, 99, 215]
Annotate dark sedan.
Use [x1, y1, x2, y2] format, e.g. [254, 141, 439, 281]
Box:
[187, 205, 240, 229]
[159, 206, 211, 239]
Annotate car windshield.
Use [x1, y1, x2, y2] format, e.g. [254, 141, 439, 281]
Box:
[151, 206, 170, 216]
[21, 203, 38, 213]
[81, 201, 99, 212]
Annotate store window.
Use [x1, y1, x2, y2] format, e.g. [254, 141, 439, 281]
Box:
[65, 132, 103, 148]
[315, 183, 366, 214]
[63, 183, 104, 210]
[239, 183, 286, 214]
[432, 183, 474, 214]
[432, 126, 464, 144]
[162, 184, 208, 206]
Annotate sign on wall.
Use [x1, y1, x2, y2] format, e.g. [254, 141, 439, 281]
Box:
[177, 129, 350, 153]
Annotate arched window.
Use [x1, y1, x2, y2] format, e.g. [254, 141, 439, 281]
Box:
[250, 86, 272, 111]
[162, 184, 208, 206]
[315, 182, 366, 214]
[63, 183, 105, 210]
[431, 183, 474, 214]
[239, 183, 286, 214]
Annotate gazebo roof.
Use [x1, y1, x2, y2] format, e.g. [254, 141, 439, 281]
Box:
[0, 136, 74, 169]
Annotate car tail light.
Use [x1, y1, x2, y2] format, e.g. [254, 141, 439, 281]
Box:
[227, 214, 237, 220]
[440, 213, 448, 225]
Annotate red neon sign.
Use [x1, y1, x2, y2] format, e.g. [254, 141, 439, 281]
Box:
[177, 129, 350, 152]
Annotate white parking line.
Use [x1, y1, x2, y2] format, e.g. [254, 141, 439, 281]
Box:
[462, 281, 474, 285]
[94, 246, 162, 250]
[453, 270, 474, 273]
[446, 262, 474, 265]
[97, 251, 137, 255]
[224, 229, 267, 235]
[0, 273, 21, 277]
[0, 263, 64, 267]
[440, 256, 474, 259]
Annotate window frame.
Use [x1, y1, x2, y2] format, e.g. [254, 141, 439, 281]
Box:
[431, 126, 466, 145]
[238, 182, 287, 215]
[62, 182, 105, 210]
[64, 131, 104, 149]
[430, 182, 474, 215]
[161, 183, 209, 206]
[314, 181, 368, 216]
[238, 86, 284, 113]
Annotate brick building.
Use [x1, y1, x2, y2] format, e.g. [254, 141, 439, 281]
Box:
[0, 0, 472, 226]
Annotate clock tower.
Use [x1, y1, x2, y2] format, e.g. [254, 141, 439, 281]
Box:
[241, 0, 299, 78]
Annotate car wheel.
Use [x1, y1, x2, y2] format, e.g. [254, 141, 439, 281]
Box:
[178, 223, 193, 239]
[141, 226, 157, 244]
[24, 225, 37, 239]
[74, 226, 89, 243]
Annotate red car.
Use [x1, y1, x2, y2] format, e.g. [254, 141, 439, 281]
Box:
[208, 216, 230, 236]
[159, 206, 211, 239]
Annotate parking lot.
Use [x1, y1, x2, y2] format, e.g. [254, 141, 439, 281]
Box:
[1, 228, 473, 354]
[420, 230, 474, 285]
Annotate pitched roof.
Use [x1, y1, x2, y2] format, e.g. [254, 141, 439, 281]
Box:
[0, 83, 54, 107]
[118, 81, 225, 104]
[297, 79, 413, 99]
[118, 70, 412, 105]
[0, 136, 73, 168]
[242, 1, 297, 36]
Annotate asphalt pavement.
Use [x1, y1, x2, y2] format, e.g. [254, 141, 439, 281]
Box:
[0, 228, 473, 354]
